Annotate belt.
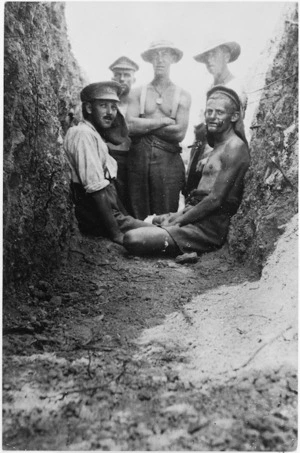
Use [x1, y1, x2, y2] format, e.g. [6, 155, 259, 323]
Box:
[131, 134, 182, 154]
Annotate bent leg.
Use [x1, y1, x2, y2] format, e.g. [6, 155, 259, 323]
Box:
[123, 227, 180, 256]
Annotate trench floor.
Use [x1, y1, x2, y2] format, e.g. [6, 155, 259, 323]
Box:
[2, 230, 297, 450]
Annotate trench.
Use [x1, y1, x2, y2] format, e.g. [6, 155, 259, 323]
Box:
[3, 215, 297, 450]
[3, 2, 298, 451]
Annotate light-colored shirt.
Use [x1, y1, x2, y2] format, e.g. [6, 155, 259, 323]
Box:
[64, 120, 117, 193]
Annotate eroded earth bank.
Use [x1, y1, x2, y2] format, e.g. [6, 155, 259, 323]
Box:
[3, 2, 298, 451]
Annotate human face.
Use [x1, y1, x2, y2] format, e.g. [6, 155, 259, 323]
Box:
[204, 47, 229, 77]
[112, 70, 135, 96]
[205, 96, 237, 135]
[151, 49, 174, 76]
[89, 99, 118, 129]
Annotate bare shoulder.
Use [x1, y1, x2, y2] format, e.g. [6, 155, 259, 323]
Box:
[178, 86, 191, 107]
[223, 134, 250, 165]
[127, 85, 143, 103]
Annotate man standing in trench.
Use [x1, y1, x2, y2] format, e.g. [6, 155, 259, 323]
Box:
[107, 56, 139, 212]
[185, 39, 248, 196]
[64, 81, 153, 245]
[123, 86, 250, 256]
[126, 40, 191, 220]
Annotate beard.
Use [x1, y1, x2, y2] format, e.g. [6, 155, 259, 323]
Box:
[120, 84, 130, 96]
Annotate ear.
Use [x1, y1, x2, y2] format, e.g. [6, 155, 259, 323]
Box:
[85, 102, 93, 114]
[231, 111, 240, 123]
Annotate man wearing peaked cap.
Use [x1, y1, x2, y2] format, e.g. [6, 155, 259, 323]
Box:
[107, 56, 139, 213]
[109, 56, 139, 113]
[185, 38, 248, 197]
[64, 81, 153, 245]
[80, 81, 122, 103]
[126, 40, 191, 220]
[122, 85, 250, 257]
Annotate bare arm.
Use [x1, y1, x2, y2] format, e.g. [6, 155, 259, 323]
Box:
[126, 87, 175, 135]
[167, 142, 249, 226]
[154, 90, 191, 142]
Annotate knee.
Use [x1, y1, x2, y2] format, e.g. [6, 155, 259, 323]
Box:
[123, 230, 143, 254]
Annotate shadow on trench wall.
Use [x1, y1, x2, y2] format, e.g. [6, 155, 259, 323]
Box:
[3, 2, 85, 286]
[228, 3, 298, 272]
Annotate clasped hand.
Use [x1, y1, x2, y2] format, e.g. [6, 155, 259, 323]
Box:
[153, 212, 183, 227]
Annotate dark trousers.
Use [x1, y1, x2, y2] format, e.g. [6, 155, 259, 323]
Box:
[108, 150, 130, 214]
[128, 135, 185, 220]
[71, 182, 149, 237]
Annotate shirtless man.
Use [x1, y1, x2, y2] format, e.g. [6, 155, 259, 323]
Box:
[109, 56, 139, 116]
[107, 56, 139, 212]
[122, 86, 250, 256]
[126, 40, 191, 219]
[185, 39, 247, 197]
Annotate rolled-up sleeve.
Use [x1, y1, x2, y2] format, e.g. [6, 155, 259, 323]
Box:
[73, 130, 109, 192]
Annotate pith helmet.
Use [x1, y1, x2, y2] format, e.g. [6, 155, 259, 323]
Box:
[141, 40, 183, 63]
[194, 38, 241, 63]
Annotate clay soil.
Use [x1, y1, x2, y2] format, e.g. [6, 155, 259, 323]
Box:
[2, 217, 298, 451]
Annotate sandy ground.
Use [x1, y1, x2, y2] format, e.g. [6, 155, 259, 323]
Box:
[2, 215, 297, 451]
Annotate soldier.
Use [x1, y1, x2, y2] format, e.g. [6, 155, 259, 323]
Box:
[126, 40, 191, 220]
[109, 56, 139, 115]
[186, 39, 248, 196]
[64, 81, 152, 245]
[107, 56, 139, 212]
[123, 86, 250, 257]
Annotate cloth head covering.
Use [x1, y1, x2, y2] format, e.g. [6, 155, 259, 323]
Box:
[206, 85, 248, 146]
[207, 85, 241, 110]
[109, 56, 139, 72]
[194, 38, 241, 63]
[141, 40, 183, 63]
[100, 110, 129, 146]
[80, 81, 122, 103]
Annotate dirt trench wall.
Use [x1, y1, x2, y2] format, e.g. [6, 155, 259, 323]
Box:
[4, 2, 84, 285]
[228, 4, 298, 271]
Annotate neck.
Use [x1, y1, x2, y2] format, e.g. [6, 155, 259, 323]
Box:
[213, 126, 235, 145]
[152, 73, 171, 87]
[214, 68, 233, 85]
[120, 93, 129, 104]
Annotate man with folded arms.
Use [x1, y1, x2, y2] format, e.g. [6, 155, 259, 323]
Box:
[126, 40, 191, 220]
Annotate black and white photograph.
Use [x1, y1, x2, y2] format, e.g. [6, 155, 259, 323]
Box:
[3, 1, 298, 450]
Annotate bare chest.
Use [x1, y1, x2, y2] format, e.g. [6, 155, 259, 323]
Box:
[144, 85, 177, 117]
[202, 149, 223, 177]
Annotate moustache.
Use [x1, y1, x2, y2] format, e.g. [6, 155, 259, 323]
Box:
[207, 120, 224, 127]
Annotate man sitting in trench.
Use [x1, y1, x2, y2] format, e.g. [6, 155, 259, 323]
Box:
[123, 86, 250, 256]
[64, 81, 153, 245]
